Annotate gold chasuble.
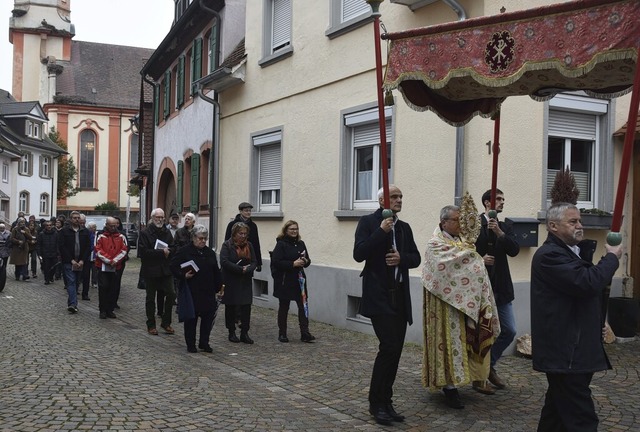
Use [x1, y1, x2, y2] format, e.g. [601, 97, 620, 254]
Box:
[421, 193, 500, 390]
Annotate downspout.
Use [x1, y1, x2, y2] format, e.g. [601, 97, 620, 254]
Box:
[142, 74, 156, 224]
[198, 0, 222, 250]
[442, 0, 467, 205]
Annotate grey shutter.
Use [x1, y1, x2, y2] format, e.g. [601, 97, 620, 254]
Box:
[342, 0, 369, 22]
[271, 0, 291, 52]
[259, 144, 281, 191]
[549, 110, 596, 139]
[353, 120, 391, 146]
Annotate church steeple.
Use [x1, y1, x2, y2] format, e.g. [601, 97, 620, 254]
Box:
[9, 0, 75, 102]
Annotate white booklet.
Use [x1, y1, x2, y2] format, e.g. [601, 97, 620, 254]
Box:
[154, 239, 169, 250]
[101, 263, 115, 272]
[180, 259, 200, 274]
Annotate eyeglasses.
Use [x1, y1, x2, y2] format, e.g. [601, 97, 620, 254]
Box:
[195, 236, 207, 241]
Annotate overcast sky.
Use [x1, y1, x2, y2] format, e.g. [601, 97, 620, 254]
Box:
[0, 0, 175, 95]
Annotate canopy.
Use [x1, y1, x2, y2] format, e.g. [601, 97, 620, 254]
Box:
[382, 0, 640, 127]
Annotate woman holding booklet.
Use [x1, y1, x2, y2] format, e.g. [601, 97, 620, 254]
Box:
[170, 224, 223, 353]
[220, 222, 258, 344]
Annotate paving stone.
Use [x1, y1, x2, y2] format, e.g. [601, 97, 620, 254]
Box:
[1, 257, 639, 431]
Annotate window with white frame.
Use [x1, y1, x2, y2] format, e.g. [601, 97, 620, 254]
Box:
[2, 162, 8, 182]
[252, 130, 282, 212]
[327, 0, 371, 38]
[80, 129, 96, 189]
[260, 0, 292, 65]
[39, 193, 49, 215]
[19, 191, 29, 213]
[40, 155, 51, 178]
[19, 152, 33, 176]
[546, 94, 609, 209]
[340, 105, 393, 210]
[25, 121, 41, 139]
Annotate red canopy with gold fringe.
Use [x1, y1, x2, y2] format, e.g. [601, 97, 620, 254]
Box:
[382, 0, 640, 127]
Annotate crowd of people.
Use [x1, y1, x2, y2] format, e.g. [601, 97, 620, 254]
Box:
[3, 190, 622, 431]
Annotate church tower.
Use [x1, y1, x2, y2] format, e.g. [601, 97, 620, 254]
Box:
[9, 0, 74, 103]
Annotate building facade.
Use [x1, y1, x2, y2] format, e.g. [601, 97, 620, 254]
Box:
[143, 0, 635, 345]
[8, 0, 149, 220]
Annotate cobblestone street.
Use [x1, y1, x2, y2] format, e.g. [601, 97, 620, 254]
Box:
[1, 258, 639, 431]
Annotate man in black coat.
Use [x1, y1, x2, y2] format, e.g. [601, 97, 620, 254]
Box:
[531, 202, 621, 432]
[353, 185, 421, 425]
[37, 220, 59, 285]
[58, 211, 91, 314]
[224, 202, 262, 272]
[475, 189, 520, 390]
[138, 208, 176, 335]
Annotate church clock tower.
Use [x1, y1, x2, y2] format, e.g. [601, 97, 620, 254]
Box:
[9, 0, 74, 103]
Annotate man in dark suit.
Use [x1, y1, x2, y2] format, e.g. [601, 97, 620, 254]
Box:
[353, 185, 421, 425]
[531, 202, 621, 432]
[475, 189, 520, 391]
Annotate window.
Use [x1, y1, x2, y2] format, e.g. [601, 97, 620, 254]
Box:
[260, 0, 292, 66]
[19, 152, 33, 176]
[340, 105, 393, 210]
[176, 56, 185, 108]
[19, 191, 29, 213]
[2, 162, 8, 182]
[39, 193, 49, 215]
[327, 0, 372, 39]
[130, 134, 139, 177]
[79, 129, 96, 189]
[546, 94, 610, 209]
[174, 0, 190, 23]
[25, 121, 42, 139]
[208, 22, 219, 73]
[252, 130, 282, 212]
[34, 123, 40, 139]
[39, 155, 51, 178]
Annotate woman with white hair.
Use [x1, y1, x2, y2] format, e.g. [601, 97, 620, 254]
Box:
[175, 213, 196, 250]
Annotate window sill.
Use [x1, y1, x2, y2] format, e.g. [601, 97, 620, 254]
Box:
[325, 14, 374, 40]
[251, 211, 284, 220]
[334, 209, 376, 220]
[258, 46, 293, 68]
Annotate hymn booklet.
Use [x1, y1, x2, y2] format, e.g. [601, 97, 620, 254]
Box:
[180, 260, 200, 274]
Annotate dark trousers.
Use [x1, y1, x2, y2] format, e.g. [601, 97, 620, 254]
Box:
[145, 276, 176, 329]
[184, 310, 216, 350]
[98, 270, 117, 313]
[538, 372, 598, 432]
[225, 304, 252, 333]
[277, 298, 309, 335]
[156, 290, 166, 315]
[41, 256, 57, 282]
[369, 308, 407, 406]
[29, 250, 38, 276]
[114, 263, 125, 305]
[14, 264, 28, 280]
[79, 262, 91, 298]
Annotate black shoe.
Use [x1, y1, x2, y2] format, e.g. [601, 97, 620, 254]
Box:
[301, 332, 316, 343]
[99, 312, 107, 319]
[23, 275, 30, 281]
[32, 274, 37, 279]
[278, 334, 289, 343]
[240, 333, 254, 344]
[442, 388, 464, 409]
[106, 312, 117, 319]
[386, 404, 405, 422]
[187, 346, 198, 353]
[82, 296, 90, 301]
[199, 344, 213, 353]
[228, 331, 240, 343]
[44, 281, 50, 285]
[369, 405, 394, 426]
[67, 306, 78, 314]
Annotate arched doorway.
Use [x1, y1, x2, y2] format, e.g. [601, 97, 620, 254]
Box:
[157, 167, 177, 217]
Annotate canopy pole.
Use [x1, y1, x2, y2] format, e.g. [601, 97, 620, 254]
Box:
[489, 112, 501, 210]
[371, 6, 390, 208]
[611, 61, 640, 234]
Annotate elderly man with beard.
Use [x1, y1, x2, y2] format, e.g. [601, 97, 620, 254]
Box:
[138, 208, 176, 335]
[531, 202, 622, 432]
[94, 217, 128, 319]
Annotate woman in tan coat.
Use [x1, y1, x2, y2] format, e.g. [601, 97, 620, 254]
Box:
[9, 217, 32, 281]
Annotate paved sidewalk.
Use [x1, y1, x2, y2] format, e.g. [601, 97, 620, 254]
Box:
[1, 258, 639, 431]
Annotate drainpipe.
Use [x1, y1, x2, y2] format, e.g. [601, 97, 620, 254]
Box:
[197, 0, 222, 251]
[142, 74, 156, 224]
[442, 0, 467, 205]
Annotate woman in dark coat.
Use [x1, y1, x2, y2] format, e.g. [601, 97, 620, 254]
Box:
[9, 217, 32, 281]
[220, 222, 257, 344]
[170, 224, 222, 353]
[271, 220, 314, 343]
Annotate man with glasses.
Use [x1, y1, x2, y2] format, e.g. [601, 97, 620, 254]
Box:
[422, 200, 499, 409]
[138, 208, 176, 335]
